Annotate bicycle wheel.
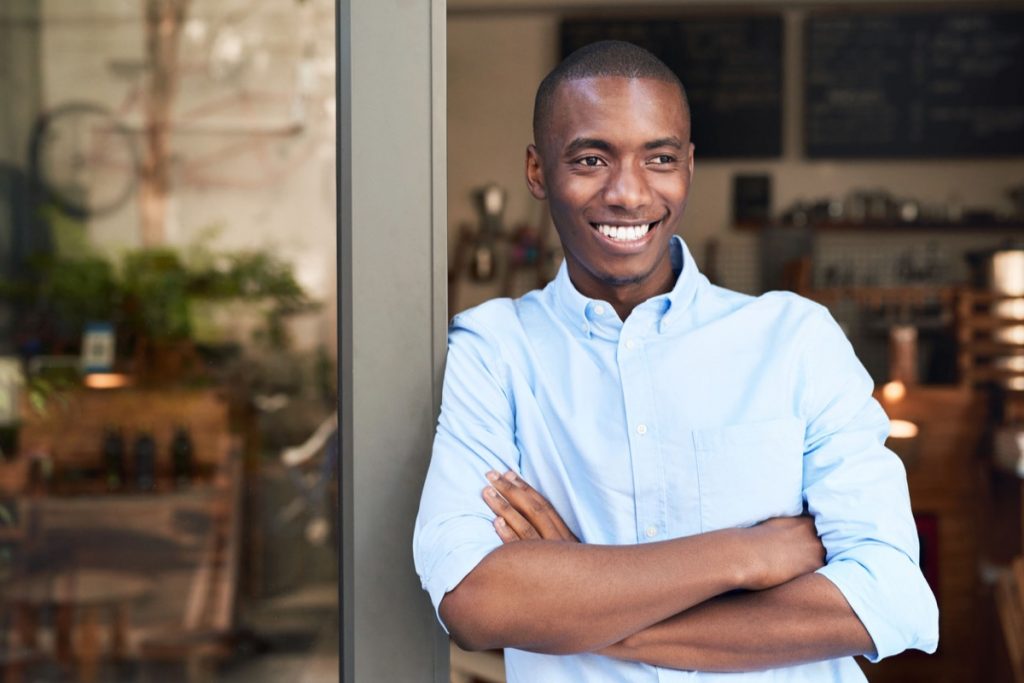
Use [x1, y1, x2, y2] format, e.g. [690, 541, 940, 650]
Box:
[28, 102, 139, 219]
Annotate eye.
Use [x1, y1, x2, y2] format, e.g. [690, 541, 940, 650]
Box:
[649, 154, 677, 165]
[575, 156, 605, 168]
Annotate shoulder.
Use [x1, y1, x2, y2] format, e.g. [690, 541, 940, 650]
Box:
[447, 297, 535, 371]
[447, 291, 560, 385]
[755, 289, 831, 328]
[697, 282, 830, 334]
[450, 284, 556, 338]
[450, 297, 520, 341]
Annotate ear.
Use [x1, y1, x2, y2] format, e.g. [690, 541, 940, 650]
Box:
[686, 142, 695, 178]
[525, 144, 547, 200]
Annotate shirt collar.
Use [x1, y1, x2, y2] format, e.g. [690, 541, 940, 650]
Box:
[548, 235, 701, 337]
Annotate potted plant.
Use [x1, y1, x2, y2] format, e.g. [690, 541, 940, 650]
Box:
[2, 219, 318, 383]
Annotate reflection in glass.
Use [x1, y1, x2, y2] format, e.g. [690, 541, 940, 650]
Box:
[1, 1, 338, 681]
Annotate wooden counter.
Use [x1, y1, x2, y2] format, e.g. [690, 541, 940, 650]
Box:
[10, 387, 231, 492]
[863, 385, 992, 682]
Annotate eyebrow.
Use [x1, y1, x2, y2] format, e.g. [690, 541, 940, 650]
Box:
[563, 137, 613, 156]
[644, 137, 685, 150]
[562, 136, 686, 156]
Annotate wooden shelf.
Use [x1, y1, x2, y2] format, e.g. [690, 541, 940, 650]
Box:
[737, 222, 1024, 232]
[801, 285, 958, 307]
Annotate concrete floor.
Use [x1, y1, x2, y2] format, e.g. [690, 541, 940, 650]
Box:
[219, 582, 339, 683]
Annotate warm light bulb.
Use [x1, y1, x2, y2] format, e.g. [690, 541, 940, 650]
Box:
[84, 373, 131, 390]
[882, 380, 906, 403]
[889, 419, 919, 439]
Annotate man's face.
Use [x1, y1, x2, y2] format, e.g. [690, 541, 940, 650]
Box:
[527, 76, 694, 305]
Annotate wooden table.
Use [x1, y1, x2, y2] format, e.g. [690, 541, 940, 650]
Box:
[4, 569, 155, 682]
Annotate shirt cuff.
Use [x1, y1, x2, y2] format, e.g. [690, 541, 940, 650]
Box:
[816, 544, 939, 663]
[423, 538, 502, 634]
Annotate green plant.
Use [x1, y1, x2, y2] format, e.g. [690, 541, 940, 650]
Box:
[37, 255, 120, 330]
[183, 233, 318, 348]
[121, 248, 192, 341]
[0, 207, 121, 348]
[2, 214, 318, 351]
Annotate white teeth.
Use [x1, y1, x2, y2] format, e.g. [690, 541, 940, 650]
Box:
[596, 223, 651, 242]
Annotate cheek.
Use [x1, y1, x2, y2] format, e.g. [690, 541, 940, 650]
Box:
[652, 175, 690, 201]
[548, 193, 589, 228]
[551, 210, 587, 246]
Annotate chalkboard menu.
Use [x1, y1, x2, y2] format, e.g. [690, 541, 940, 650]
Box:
[806, 9, 1024, 158]
[562, 17, 783, 158]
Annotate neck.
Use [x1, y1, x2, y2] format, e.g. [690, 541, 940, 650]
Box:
[566, 257, 677, 321]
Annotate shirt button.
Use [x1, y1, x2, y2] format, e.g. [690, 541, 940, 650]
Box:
[594, 304, 606, 316]
[625, 339, 636, 350]
[636, 423, 647, 435]
[581, 323, 589, 334]
[645, 526, 657, 538]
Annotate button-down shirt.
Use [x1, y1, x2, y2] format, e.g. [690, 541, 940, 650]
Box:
[414, 236, 938, 682]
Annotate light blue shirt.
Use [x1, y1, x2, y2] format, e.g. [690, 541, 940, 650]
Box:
[414, 236, 938, 682]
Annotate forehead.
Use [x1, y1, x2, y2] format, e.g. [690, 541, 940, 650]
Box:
[544, 76, 689, 149]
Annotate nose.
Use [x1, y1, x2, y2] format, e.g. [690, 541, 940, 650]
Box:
[602, 161, 652, 213]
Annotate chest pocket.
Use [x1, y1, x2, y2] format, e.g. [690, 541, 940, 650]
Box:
[693, 417, 805, 532]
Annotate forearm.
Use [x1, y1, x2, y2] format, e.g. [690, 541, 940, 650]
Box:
[440, 530, 751, 654]
[602, 573, 874, 672]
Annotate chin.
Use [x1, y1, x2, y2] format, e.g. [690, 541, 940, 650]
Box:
[598, 270, 649, 287]
[594, 256, 665, 288]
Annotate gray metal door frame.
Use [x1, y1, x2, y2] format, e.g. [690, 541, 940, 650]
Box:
[337, 0, 449, 680]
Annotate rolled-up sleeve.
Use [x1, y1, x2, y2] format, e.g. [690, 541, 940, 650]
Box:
[799, 307, 939, 662]
[413, 312, 520, 630]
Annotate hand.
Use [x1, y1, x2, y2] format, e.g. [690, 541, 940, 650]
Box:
[482, 470, 579, 544]
[740, 516, 826, 591]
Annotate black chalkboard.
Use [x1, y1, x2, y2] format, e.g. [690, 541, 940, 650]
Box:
[561, 16, 783, 159]
[806, 9, 1024, 158]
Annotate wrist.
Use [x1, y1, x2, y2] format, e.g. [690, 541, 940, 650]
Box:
[604, 626, 646, 658]
[725, 527, 760, 591]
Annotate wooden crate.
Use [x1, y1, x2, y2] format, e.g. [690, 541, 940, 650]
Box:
[957, 289, 1024, 389]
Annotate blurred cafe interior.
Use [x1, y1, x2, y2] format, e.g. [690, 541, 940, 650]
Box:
[0, 0, 1023, 682]
[445, 1, 1024, 681]
[1, 1, 339, 681]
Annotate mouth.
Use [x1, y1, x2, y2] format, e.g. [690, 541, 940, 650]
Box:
[590, 217, 664, 244]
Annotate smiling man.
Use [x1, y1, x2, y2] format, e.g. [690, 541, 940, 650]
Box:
[414, 41, 938, 681]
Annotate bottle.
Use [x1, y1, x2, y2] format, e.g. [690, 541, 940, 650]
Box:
[133, 431, 156, 492]
[102, 427, 126, 491]
[171, 426, 194, 488]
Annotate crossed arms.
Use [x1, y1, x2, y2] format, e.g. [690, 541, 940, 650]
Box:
[439, 470, 874, 672]
[417, 306, 939, 673]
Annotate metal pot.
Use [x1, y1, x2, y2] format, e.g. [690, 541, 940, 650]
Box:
[966, 243, 1024, 390]
[996, 425, 1024, 477]
[967, 241, 1024, 295]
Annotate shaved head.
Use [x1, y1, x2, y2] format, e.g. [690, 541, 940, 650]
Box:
[533, 40, 690, 152]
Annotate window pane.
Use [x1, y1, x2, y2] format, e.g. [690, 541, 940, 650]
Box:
[0, 2, 338, 681]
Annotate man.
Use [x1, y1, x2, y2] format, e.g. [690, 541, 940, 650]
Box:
[414, 40, 938, 681]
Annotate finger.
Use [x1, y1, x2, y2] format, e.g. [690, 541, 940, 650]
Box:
[501, 471, 579, 542]
[510, 474, 578, 542]
[493, 516, 520, 544]
[482, 486, 539, 540]
[515, 473, 579, 542]
[488, 472, 559, 539]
